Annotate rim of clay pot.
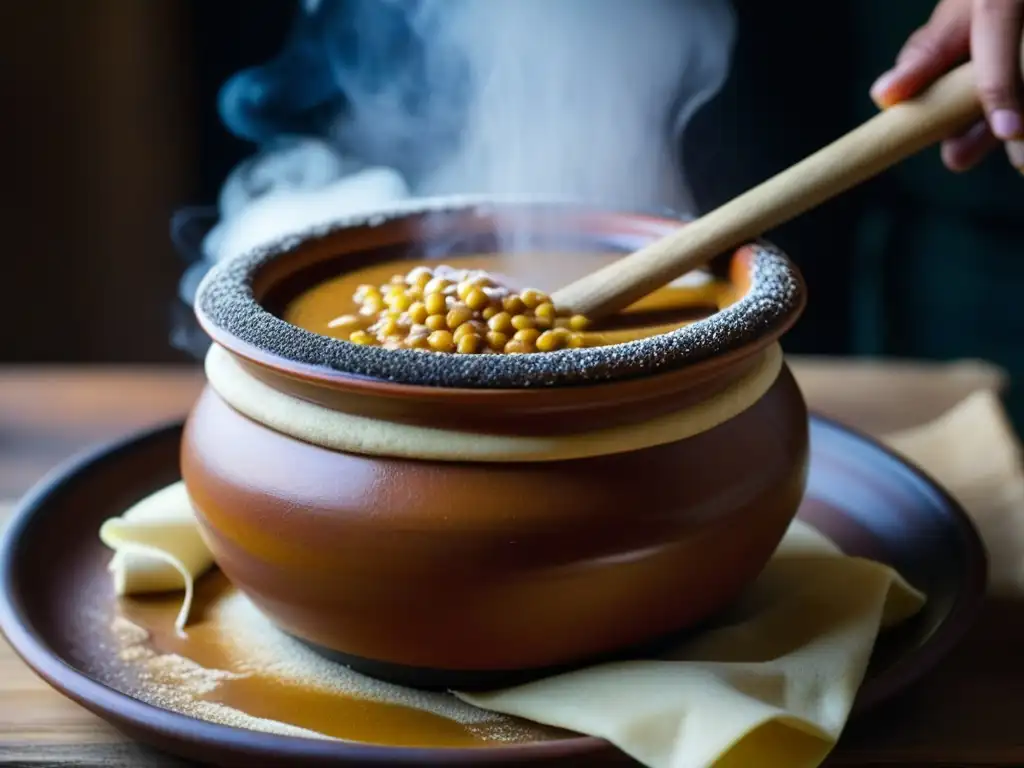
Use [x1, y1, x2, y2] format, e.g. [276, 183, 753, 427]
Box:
[194, 197, 805, 390]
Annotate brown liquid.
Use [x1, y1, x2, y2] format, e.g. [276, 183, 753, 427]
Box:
[116, 572, 564, 746]
[283, 252, 733, 345]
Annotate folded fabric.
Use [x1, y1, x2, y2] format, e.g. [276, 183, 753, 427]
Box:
[99, 481, 212, 632]
[456, 521, 923, 768]
[98, 491, 923, 768]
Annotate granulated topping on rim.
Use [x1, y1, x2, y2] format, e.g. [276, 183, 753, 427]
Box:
[195, 208, 803, 389]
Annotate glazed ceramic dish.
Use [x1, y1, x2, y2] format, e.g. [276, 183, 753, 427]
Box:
[184, 201, 808, 688]
[0, 418, 986, 766]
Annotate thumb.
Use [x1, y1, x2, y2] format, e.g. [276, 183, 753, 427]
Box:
[870, 0, 971, 108]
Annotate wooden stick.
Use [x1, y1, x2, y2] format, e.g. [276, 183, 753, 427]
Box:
[552, 61, 984, 319]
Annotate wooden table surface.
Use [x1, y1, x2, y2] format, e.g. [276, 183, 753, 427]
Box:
[0, 358, 1020, 767]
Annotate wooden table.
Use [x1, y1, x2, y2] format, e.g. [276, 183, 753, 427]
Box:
[0, 358, 1019, 767]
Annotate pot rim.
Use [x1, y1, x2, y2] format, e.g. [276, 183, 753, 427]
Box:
[193, 196, 806, 391]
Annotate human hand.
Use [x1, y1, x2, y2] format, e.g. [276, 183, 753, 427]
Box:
[870, 0, 1023, 172]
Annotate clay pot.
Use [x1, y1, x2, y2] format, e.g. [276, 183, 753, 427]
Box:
[182, 200, 808, 690]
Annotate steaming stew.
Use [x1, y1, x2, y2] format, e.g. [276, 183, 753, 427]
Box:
[284, 252, 736, 349]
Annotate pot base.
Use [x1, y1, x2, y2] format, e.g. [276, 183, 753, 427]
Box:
[290, 625, 703, 692]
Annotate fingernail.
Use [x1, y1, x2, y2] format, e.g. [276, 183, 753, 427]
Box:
[1008, 141, 1024, 171]
[870, 69, 899, 106]
[990, 110, 1024, 140]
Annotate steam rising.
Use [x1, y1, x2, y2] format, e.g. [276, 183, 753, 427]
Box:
[207, 0, 736, 261]
[416, 0, 735, 213]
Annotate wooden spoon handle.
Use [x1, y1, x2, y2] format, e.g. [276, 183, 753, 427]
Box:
[552, 62, 982, 319]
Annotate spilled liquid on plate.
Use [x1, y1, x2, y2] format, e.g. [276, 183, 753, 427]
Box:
[115, 572, 564, 746]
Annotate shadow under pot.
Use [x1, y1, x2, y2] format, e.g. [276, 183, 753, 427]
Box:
[181, 200, 809, 690]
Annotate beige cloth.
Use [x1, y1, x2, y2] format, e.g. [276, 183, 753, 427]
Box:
[457, 523, 922, 768]
[98, 482, 211, 632]
[96, 390, 1022, 768]
[885, 390, 1024, 593]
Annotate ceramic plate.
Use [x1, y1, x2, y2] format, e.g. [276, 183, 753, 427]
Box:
[0, 417, 986, 766]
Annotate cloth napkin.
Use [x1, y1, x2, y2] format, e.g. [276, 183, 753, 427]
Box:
[456, 523, 922, 768]
[95, 390, 1021, 768]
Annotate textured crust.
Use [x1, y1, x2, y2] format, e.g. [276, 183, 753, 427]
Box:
[194, 201, 803, 389]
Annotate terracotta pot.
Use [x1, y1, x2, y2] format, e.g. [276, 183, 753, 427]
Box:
[182, 200, 809, 690]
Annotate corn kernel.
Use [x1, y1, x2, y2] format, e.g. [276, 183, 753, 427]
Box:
[424, 277, 451, 295]
[486, 331, 509, 351]
[456, 334, 482, 354]
[406, 266, 433, 286]
[408, 301, 429, 325]
[455, 280, 475, 301]
[504, 339, 531, 354]
[446, 304, 473, 330]
[425, 314, 448, 332]
[510, 314, 536, 331]
[376, 317, 400, 337]
[428, 330, 455, 352]
[424, 293, 447, 315]
[534, 302, 556, 325]
[354, 284, 380, 302]
[503, 295, 526, 314]
[389, 274, 406, 285]
[568, 332, 587, 348]
[513, 328, 540, 345]
[348, 330, 376, 345]
[481, 305, 498, 320]
[452, 322, 477, 342]
[488, 311, 513, 333]
[520, 288, 547, 309]
[535, 330, 563, 352]
[465, 287, 490, 311]
[386, 293, 412, 312]
[569, 314, 590, 331]
[407, 333, 430, 350]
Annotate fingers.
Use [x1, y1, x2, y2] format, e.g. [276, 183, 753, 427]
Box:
[971, 0, 1024, 140]
[1007, 140, 1024, 170]
[871, 0, 971, 107]
[941, 120, 1001, 170]
[872, 0, 1024, 173]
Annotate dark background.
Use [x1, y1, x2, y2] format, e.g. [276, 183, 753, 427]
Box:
[0, 0, 288, 365]
[2, 0, 1021, 420]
